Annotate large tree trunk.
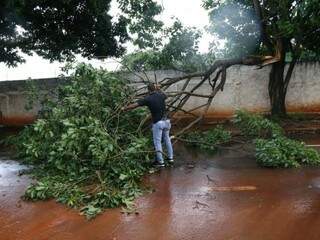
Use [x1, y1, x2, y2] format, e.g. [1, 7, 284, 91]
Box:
[268, 60, 287, 116]
[268, 54, 297, 117]
[267, 39, 297, 117]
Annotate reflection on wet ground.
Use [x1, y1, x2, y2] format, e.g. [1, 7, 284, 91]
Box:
[1, 136, 320, 240]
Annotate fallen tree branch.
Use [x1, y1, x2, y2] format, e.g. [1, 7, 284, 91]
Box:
[127, 55, 280, 133]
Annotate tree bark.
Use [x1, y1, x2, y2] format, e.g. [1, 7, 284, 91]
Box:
[269, 60, 287, 116]
[268, 40, 297, 117]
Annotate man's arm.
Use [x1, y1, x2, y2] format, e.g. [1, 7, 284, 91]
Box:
[122, 96, 148, 112]
[121, 102, 139, 111]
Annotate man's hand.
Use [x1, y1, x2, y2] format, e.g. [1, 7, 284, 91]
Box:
[121, 103, 139, 112]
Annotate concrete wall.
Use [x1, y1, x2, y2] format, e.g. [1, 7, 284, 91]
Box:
[1, 62, 320, 126]
[0, 78, 68, 126]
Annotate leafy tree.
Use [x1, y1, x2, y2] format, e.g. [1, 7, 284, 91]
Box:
[0, 0, 163, 66]
[205, 0, 261, 58]
[121, 20, 215, 72]
[118, 0, 163, 49]
[203, 0, 320, 116]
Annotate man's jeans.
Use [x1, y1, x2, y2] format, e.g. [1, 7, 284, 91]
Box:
[152, 119, 173, 163]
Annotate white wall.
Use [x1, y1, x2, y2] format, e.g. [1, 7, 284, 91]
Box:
[1, 62, 320, 125]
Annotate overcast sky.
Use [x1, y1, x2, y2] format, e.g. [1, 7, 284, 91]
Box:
[0, 0, 210, 81]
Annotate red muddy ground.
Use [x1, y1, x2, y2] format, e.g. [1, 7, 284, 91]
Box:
[1, 137, 320, 240]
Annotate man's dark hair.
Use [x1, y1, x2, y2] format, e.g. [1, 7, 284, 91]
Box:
[147, 83, 156, 92]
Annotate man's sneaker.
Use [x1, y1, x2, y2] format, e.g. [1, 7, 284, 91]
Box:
[168, 158, 174, 163]
[152, 161, 165, 168]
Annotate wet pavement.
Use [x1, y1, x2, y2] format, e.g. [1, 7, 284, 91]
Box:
[1, 140, 320, 240]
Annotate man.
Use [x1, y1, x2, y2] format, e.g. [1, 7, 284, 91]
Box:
[122, 83, 173, 167]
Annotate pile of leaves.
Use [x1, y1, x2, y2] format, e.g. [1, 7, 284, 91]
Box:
[234, 110, 320, 168]
[255, 137, 320, 168]
[9, 64, 153, 219]
[233, 110, 283, 138]
[182, 125, 231, 151]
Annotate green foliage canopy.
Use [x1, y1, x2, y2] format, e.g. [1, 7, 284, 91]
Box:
[203, 0, 320, 60]
[0, 0, 163, 66]
[121, 20, 215, 72]
[118, 0, 163, 49]
[204, 0, 261, 58]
